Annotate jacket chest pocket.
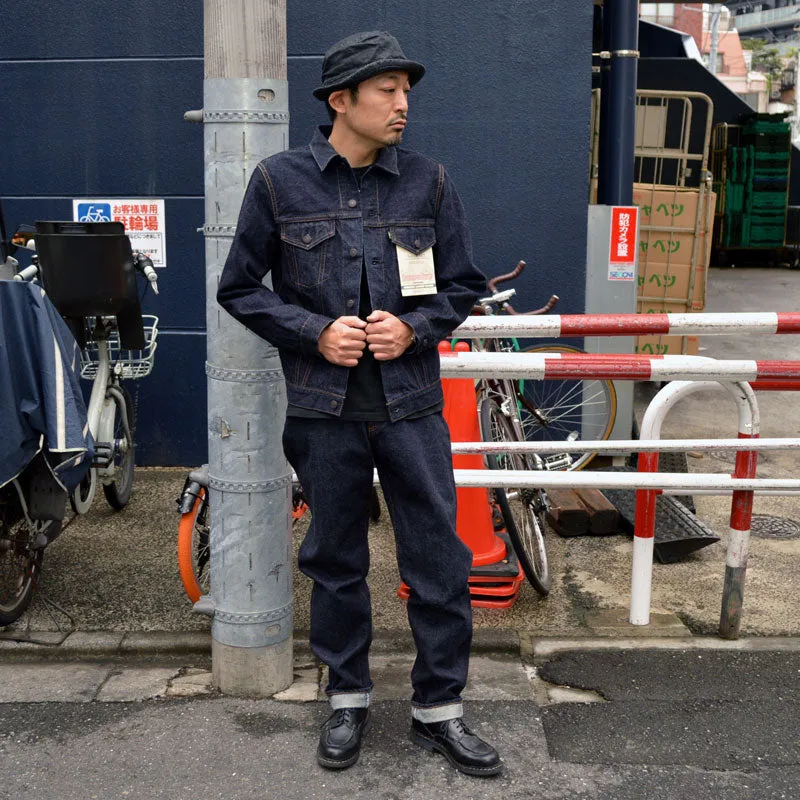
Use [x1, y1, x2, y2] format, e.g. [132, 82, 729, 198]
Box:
[280, 220, 336, 288]
[388, 225, 436, 256]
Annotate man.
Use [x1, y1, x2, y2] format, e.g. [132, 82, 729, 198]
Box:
[217, 31, 501, 777]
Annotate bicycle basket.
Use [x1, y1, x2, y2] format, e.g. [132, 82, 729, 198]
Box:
[80, 315, 159, 381]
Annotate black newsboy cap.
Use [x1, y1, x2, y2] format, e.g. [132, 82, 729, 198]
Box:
[313, 31, 425, 100]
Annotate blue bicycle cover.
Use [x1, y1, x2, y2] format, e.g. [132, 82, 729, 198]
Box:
[0, 280, 93, 492]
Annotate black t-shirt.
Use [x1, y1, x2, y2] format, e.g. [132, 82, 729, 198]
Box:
[287, 165, 442, 421]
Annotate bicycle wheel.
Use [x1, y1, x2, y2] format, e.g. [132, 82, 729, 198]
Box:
[103, 385, 135, 510]
[478, 396, 550, 596]
[518, 344, 617, 471]
[0, 507, 46, 626]
[177, 488, 209, 604]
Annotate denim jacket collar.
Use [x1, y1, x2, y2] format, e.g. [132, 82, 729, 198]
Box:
[310, 125, 400, 176]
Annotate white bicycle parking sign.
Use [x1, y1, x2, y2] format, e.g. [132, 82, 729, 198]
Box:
[72, 198, 168, 267]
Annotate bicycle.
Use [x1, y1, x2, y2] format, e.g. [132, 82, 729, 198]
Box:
[13, 221, 159, 514]
[469, 261, 618, 596]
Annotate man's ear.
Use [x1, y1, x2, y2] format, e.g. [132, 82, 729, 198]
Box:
[328, 89, 348, 116]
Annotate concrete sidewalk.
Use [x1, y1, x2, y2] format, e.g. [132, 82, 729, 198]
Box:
[2, 642, 800, 798]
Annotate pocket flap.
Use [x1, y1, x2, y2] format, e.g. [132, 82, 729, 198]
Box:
[389, 226, 436, 255]
[281, 220, 336, 250]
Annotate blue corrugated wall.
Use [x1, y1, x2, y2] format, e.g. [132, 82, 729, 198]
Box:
[1, 1, 592, 465]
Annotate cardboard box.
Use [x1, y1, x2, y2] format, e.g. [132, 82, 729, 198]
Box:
[634, 334, 699, 356]
[632, 184, 707, 231]
[636, 258, 709, 310]
[637, 227, 711, 266]
[634, 185, 716, 310]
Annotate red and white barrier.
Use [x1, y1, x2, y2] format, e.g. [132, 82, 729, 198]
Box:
[440, 350, 800, 383]
[455, 311, 800, 338]
[440, 312, 800, 638]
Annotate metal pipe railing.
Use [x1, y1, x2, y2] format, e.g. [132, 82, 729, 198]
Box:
[449, 438, 800, 455]
[453, 311, 800, 339]
[439, 350, 800, 383]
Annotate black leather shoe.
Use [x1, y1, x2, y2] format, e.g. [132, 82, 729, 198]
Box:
[317, 707, 370, 769]
[411, 717, 502, 777]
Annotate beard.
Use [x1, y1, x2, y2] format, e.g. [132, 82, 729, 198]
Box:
[388, 131, 404, 146]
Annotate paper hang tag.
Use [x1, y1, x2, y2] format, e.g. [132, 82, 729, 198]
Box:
[395, 244, 437, 297]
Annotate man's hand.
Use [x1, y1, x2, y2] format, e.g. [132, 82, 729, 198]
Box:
[318, 316, 367, 366]
[365, 310, 414, 361]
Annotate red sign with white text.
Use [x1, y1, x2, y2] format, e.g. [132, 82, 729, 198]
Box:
[609, 206, 637, 263]
[608, 205, 638, 281]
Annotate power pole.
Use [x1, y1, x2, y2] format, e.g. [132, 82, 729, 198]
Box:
[709, 3, 722, 75]
[202, 0, 293, 696]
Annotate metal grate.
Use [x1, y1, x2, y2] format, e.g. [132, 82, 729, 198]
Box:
[750, 515, 800, 540]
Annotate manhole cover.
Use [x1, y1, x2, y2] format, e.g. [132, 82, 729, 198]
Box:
[750, 515, 800, 540]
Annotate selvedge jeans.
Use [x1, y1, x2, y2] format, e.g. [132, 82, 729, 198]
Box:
[283, 413, 473, 721]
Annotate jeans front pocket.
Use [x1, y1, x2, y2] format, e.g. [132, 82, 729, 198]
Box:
[280, 219, 336, 288]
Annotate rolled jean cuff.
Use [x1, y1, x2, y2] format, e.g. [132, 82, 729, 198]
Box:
[411, 702, 463, 723]
[329, 691, 371, 710]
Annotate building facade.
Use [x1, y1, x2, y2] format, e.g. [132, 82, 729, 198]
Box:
[1, 1, 594, 466]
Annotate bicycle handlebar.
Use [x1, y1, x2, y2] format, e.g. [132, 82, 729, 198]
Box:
[487, 260, 526, 294]
[133, 252, 159, 295]
[13, 264, 39, 282]
[504, 293, 560, 316]
[472, 260, 560, 316]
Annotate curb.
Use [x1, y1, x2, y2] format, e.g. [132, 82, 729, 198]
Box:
[4, 627, 800, 663]
[0, 628, 522, 662]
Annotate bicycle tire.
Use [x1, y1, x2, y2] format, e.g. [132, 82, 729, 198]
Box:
[0, 513, 45, 626]
[518, 344, 617, 471]
[478, 396, 551, 596]
[177, 488, 209, 604]
[103, 385, 135, 510]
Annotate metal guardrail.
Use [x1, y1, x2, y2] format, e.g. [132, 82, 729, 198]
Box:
[444, 310, 800, 639]
[454, 311, 800, 338]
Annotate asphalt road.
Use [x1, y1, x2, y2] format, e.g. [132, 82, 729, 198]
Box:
[1, 648, 799, 799]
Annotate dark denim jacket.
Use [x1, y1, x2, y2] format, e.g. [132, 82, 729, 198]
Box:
[217, 126, 486, 421]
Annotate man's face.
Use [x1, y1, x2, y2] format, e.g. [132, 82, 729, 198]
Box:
[331, 71, 411, 147]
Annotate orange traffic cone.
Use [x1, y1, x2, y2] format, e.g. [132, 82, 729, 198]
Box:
[444, 341, 507, 565]
[398, 340, 523, 609]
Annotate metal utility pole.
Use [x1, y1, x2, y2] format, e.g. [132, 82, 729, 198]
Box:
[708, 3, 722, 76]
[597, 0, 639, 206]
[201, 0, 293, 696]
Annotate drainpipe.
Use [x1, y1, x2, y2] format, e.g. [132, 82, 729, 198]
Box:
[597, 0, 639, 206]
[197, 0, 293, 696]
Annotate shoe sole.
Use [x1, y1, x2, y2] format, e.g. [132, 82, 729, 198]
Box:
[410, 731, 503, 777]
[317, 718, 371, 770]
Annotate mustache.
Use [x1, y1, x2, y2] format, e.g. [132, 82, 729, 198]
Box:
[389, 115, 407, 124]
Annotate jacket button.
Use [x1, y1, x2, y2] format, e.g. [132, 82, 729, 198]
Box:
[414, 238, 421, 248]
[347, 299, 355, 308]
[349, 247, 358, 257]
[330, 400, 338, 409]
[302, 233, 312, 244]
[348, 199, 357, 208]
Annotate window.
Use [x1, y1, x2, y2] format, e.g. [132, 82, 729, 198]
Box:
[740, 91, 760, 109]
[640, 3, 676, 24]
